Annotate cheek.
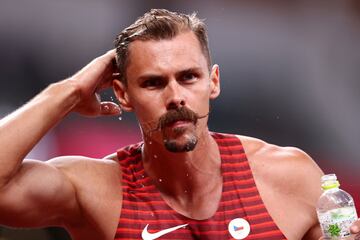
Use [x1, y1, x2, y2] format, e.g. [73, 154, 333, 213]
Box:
[128, 89, 160, 117]
[132, 99, 164, 126]
[190, 84, 211, 107]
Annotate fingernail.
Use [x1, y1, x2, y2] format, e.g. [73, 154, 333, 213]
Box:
[101, 105, 110, 113]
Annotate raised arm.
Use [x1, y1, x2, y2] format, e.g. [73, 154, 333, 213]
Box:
[0, 50, 120, 227]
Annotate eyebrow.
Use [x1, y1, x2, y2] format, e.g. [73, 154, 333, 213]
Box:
[175, 67, 203, 78]
[137, 67, 203, 82]
[137, 74, 165, 83]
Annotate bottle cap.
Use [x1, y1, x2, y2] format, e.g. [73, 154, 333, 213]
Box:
[321, 173, 340, 190]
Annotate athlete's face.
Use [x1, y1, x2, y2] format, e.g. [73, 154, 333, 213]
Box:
[114, 31, 220, 152]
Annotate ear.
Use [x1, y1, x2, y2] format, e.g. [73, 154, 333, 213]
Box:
[112, 79, 134, 112]
[209, 64, 220, 99]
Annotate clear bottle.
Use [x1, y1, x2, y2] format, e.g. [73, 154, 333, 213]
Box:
[316, 174, 358, 239]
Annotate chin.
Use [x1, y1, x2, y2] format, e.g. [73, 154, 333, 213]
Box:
[162, 128, 198, 153]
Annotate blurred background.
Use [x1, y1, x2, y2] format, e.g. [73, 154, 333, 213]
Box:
[1, 0, 360, 239]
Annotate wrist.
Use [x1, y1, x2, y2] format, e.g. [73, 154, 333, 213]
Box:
[45, 79, 82, 113]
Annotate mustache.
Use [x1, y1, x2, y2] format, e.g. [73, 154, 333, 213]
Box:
[148, 107, 209, 133]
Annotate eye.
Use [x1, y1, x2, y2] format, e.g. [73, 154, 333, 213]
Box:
[183, 73, 195, 80]
[181, 72, 198, 82]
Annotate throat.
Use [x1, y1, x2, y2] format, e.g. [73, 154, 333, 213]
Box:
[141, 133, 223, 220]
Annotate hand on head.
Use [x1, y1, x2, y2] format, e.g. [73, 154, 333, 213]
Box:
[69, 49, 121, 117]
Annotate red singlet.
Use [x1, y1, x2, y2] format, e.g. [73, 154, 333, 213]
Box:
[114, 132, 286, 239]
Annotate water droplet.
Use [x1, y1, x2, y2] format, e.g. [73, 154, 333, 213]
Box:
[186, 173, 189, 177]
[184, 190, 188, 193]
[118, 116, 122, 121]
[151, 212, 154, 216]
[149, 141, 152, 145]
[141, 175, 145, 178]
[153, 155, 158, 159]
[158, 178, 163, 182]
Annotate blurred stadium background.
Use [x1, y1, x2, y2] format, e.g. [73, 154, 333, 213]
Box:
[1, 0, 359, 239]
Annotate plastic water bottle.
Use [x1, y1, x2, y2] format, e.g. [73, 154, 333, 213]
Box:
[316, 174, 358, 239]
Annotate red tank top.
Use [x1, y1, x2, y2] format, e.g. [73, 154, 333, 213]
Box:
[114, 132, 286, 239]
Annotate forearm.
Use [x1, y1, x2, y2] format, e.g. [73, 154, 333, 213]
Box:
[0, 79, 80, 186]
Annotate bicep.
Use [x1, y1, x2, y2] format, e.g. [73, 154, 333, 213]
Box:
[287, 148, 324, 239]
[0, 159, 79, 228]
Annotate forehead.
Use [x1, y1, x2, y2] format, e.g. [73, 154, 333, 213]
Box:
[126, 31, 208, 81]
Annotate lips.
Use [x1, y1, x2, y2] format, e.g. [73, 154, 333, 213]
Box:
[166, 120, 192, 128]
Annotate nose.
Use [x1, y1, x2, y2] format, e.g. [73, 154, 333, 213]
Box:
[165, 80, 185, 110]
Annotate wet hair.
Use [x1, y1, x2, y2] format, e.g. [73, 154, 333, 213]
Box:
[114, 8, 211, 85]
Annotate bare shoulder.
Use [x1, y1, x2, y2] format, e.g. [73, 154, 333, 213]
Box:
[236, 135, 323, 200]
[237, 135, 311, 161]
[103, 152, 119, 161]
[237, 135, 322, 174]
[48, 155, 120, 175]
[47, 155, 121, 193]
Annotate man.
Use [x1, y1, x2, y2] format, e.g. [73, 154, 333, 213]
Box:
[0, 9, 358, 240]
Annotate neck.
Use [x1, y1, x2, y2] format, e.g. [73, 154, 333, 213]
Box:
[141, 129, 221, 199]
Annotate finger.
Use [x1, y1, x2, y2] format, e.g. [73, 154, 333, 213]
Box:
[104, 49, 116, 58]
[100, 102, 122, 116]
[96, 49, 116, 65]
[96, 71, 118, 91]
[96, 52, 120, 90]
[351, 224, 360, 234]
[76, 49, 116, 81]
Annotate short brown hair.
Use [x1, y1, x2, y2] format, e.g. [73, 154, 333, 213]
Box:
[114, 9, 211, 85]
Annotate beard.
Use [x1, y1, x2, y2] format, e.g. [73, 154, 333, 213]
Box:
[158, 107, 199, 153]
[163, 125, 198, 152]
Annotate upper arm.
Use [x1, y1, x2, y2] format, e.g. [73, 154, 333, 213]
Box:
[281, 147, 324, 205]
[0, 157, 80, 228]
[274, 147, 324, 239]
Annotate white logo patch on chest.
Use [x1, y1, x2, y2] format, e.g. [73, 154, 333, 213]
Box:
[228, 218, 251, 239]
